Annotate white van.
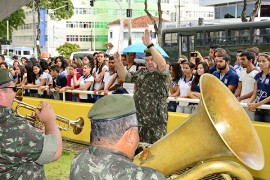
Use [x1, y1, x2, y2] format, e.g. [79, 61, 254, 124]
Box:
[69, 51, 95, 60]
[13, 47, 33, 59]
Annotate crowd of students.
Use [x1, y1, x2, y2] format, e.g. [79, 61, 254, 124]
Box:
[0, 44, 269, 123]
[168, 45, 270, 123]
[0, 52, 126, 103]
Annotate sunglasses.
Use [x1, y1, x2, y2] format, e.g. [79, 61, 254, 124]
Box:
[1, 86, 18, 92]
[125, 124, 143, 133]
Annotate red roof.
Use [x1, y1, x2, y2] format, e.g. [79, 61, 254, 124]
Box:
[108, 15, 168, 28]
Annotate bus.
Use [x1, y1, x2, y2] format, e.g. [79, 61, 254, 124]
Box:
[162, 20, 270, 63]
[1, 46, 34, 59]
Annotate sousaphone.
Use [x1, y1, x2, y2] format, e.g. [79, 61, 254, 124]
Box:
[134, 74, 264, 179]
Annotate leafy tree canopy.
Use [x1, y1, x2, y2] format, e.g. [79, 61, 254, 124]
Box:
[0, 9, 25, 40]
[27, 0, 74, 21]
[57, 42, 80, 58]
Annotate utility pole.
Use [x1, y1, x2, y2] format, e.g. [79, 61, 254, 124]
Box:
[128, 0, 132, 45]
[6, 19, 9, 43]
[115, 0, 123, 51]
[32, 0, 37, 58]
[178, 0, 181, 27]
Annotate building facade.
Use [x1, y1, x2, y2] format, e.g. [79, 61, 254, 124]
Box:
[199, 0, 270, 22]
[11, 0, 214, 57]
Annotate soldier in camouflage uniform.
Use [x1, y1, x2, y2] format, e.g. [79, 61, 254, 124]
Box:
[114, 28, 170, 144]
[70, 95, 166, 180]
[0, 68, 62, 179]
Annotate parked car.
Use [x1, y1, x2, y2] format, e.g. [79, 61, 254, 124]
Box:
[69, 51, 95, 60]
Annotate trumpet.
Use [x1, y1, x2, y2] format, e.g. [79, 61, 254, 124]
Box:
[13, 89, 84, 135]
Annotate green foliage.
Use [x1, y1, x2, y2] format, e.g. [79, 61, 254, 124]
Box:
[57, 42, 80, 58]
[0, 9, 25, 40]
[27, 0, 74, 20]
[26, 0, 74, 58]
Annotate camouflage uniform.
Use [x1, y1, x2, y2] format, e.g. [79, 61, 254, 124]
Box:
[0, 106, 57, 180]
[125, 67, 170, 144]
[70, 146, 166, 180]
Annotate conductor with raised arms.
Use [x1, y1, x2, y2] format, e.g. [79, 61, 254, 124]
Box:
[114, 28, 170, 144]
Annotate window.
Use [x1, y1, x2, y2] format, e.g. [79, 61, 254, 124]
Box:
[237, 3, 254, 18]
[205, 30, 226, 46]
[161, 0, 169, 3]
[132, 32, 144, 39]
[164, 33, 177, 48]
[23, 51, 31, 55]
[227, 28, 250, 46]
[239, 29, 250, 45]
[80, 35, 92, 42]
[215, 5, 236, 19]
[253, 27, 270, 45]
[260, 5, 270, 17]
[196, 32, 203, 47]
[66, 21, 92, 28]
[66, 35, 79, 42]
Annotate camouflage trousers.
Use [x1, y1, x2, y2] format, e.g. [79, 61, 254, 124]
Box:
[139, 121, 167, 144]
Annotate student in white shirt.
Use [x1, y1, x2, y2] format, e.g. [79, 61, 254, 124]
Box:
[73, 64, 94, 103]
[97, 56, 123, 95]
[170, 62, 195, 114]
[235, 51, 259, 120]
[93, 51, 109, 101]
[23, 63, 47, 97]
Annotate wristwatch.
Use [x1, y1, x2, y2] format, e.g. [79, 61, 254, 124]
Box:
[147, 43, 154, 49]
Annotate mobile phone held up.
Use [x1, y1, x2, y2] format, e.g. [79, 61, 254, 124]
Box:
[191, 52, 197, 57]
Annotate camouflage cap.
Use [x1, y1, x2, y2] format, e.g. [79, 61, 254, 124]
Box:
[144, 48, 161, 57]
[0, 68, 13, 85]
[88, 95, 136, 122]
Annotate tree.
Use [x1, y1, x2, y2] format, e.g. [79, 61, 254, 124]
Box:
[27, 0, 74, 58]
[144, 0, 163, 46]
[56, 42, 80, 58]
[0, 9, 25, 53]
[241, 0, 261, 22]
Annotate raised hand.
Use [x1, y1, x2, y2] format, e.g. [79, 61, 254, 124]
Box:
[113, 52, 122, 65]
[142, 28, 152, 46]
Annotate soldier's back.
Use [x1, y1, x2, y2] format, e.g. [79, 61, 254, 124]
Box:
[70, 146, 165, 180]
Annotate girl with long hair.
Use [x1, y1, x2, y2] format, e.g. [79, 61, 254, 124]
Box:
[168, 63, 182, 112]
[15, 65, 27, 87]
[248, 53, 270, 122]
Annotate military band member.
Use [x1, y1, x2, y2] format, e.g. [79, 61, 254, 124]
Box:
[0, 68, 62, 179]
[70, 95, 165, 180]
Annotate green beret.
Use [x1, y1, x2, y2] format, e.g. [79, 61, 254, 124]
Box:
[88, 95, 136, 122]
[0, 68, 13, 85]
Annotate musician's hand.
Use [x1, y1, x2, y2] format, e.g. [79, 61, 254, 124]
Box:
[35, 101, 56, 125]
[35, 126, 45, 134]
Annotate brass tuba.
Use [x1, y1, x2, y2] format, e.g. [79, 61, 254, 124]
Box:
[14, 89, 84, 135]
[134, 74, 264, 179]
